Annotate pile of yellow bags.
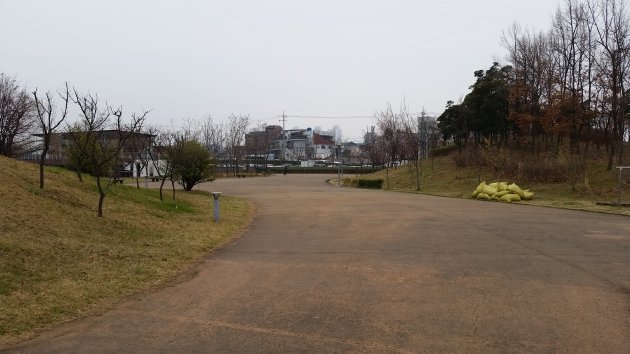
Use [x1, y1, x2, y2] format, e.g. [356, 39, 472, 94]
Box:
[472, 181, 534, 202]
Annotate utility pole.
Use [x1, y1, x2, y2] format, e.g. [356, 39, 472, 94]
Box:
[280, 110, 287, 161]
[280, 110, 287, 131]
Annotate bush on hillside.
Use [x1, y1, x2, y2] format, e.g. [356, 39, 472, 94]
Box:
[452, 146, 570, 183]
[519, 157, 569, 182]
[173, 141, 215, 191]
[431, 144, 458, 157]
[453, 148, 478, 168]
[342, 178, 384, 189]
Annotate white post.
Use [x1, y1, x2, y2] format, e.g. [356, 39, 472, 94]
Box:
[336, 144, 341, 186]
[211, 192, 222, 222]
[618, 167, 623, 206]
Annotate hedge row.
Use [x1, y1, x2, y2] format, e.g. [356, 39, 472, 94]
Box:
[266, 166, 385, 174]
[342, 178, 384, 189]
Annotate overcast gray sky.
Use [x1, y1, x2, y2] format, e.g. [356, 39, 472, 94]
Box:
[1, 0, 560, 141]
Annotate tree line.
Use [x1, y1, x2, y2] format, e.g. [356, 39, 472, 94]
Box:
[362, 102, 441, 191]
[0, 75, 251, 217]
[438, 0, 630, 171]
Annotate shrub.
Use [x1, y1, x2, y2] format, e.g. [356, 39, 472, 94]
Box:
[431, 144, 458, 157]
[519, 157, 568, 182]
[359, 178, 383, 189]
[173, 140, 215, 191]
[342, 178, 384, 189]
[453, 148, 479, 168]
[341, 177, 355, 186]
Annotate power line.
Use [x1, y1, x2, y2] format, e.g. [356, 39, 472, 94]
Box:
[286, 112, 439, 119]
[287, 115, 373, 119]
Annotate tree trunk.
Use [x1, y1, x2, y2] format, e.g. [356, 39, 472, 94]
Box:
[76, 170, 83, 182]
[617, 121, 624, 166]
[159, 179, 166, 201]
[608, 124, 618, 170]
[96, 176, 105, 217]
[607, 141, 615, 171]
[135, 163, 142, 189]
[39, 145, 49, 189]
[415, 159, 420, 191]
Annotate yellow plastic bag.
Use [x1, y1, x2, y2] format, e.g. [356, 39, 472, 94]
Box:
[500, 193, 522, 202]
[523, 191, 534, 200]
[483, 185, 498, 196]
[507, 183, 525, 198]
[495, 190, 509, 198]
[475, 181, 486, 195]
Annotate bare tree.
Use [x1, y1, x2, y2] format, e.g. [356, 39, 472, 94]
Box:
[376, 102, 405, 189]
[0, 74, 34, 157]
[168, 129, 191, 202]
[226, 114, 249, 176]
[147, 127, 171, 201]
[588, 0, 630, 168]
[376, 102, 404, 168]
[200, 115, 225, 157]
[129, 123, 156, 189]
[551, 0, 596, 154]
[68, 89, 147, 217]
[503, 24, 556, 152]
[362, 126, 384, 170]
[401, 104, 422, 191]
[147, 127, 179, 201]
[32, 83, 70, 189]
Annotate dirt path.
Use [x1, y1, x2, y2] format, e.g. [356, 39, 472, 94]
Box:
[5, 174, 630, 353]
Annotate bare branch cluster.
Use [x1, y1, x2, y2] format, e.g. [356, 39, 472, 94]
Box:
[437, 0, 629, 175]
[67, 88, 147, 216]
[32, 83, 70, 188]
[0, 74, 35, 157]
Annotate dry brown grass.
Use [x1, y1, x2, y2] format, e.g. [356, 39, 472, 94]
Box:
[0, 156, 253, 346]
[359, 148, 630, 217]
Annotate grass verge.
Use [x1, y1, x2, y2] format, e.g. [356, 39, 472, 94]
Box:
[350, 151, 630, 217]
[0, 156, 253, 346]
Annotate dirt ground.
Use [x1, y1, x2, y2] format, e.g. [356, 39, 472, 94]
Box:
[4, 174, 630, 353]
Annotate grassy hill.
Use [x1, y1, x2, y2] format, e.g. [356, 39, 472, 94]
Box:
[0, 156, 252, 346]
[348, 146, 630, 217]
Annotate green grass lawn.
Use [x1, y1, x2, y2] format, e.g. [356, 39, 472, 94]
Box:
[0, 156, 253, 346]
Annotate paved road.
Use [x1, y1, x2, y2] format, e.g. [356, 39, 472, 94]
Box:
[5, 175, 630, 353]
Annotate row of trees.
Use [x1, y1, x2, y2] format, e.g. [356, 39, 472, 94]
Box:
[0, 75, 219, 217]
[362, 102, 441, 190]
[198, 114, 250, 175]
[438, 0, 630, 170]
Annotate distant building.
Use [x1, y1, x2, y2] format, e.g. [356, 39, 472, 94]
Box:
[245, 125, 282, 157]
[244, 125, 339, 161]
[342, 141, 362, 163]
[286, 130, 308, 160]
[310, 131, 335, 159]
[22, 130, 158, 178]
[417, 115, 440, 159]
